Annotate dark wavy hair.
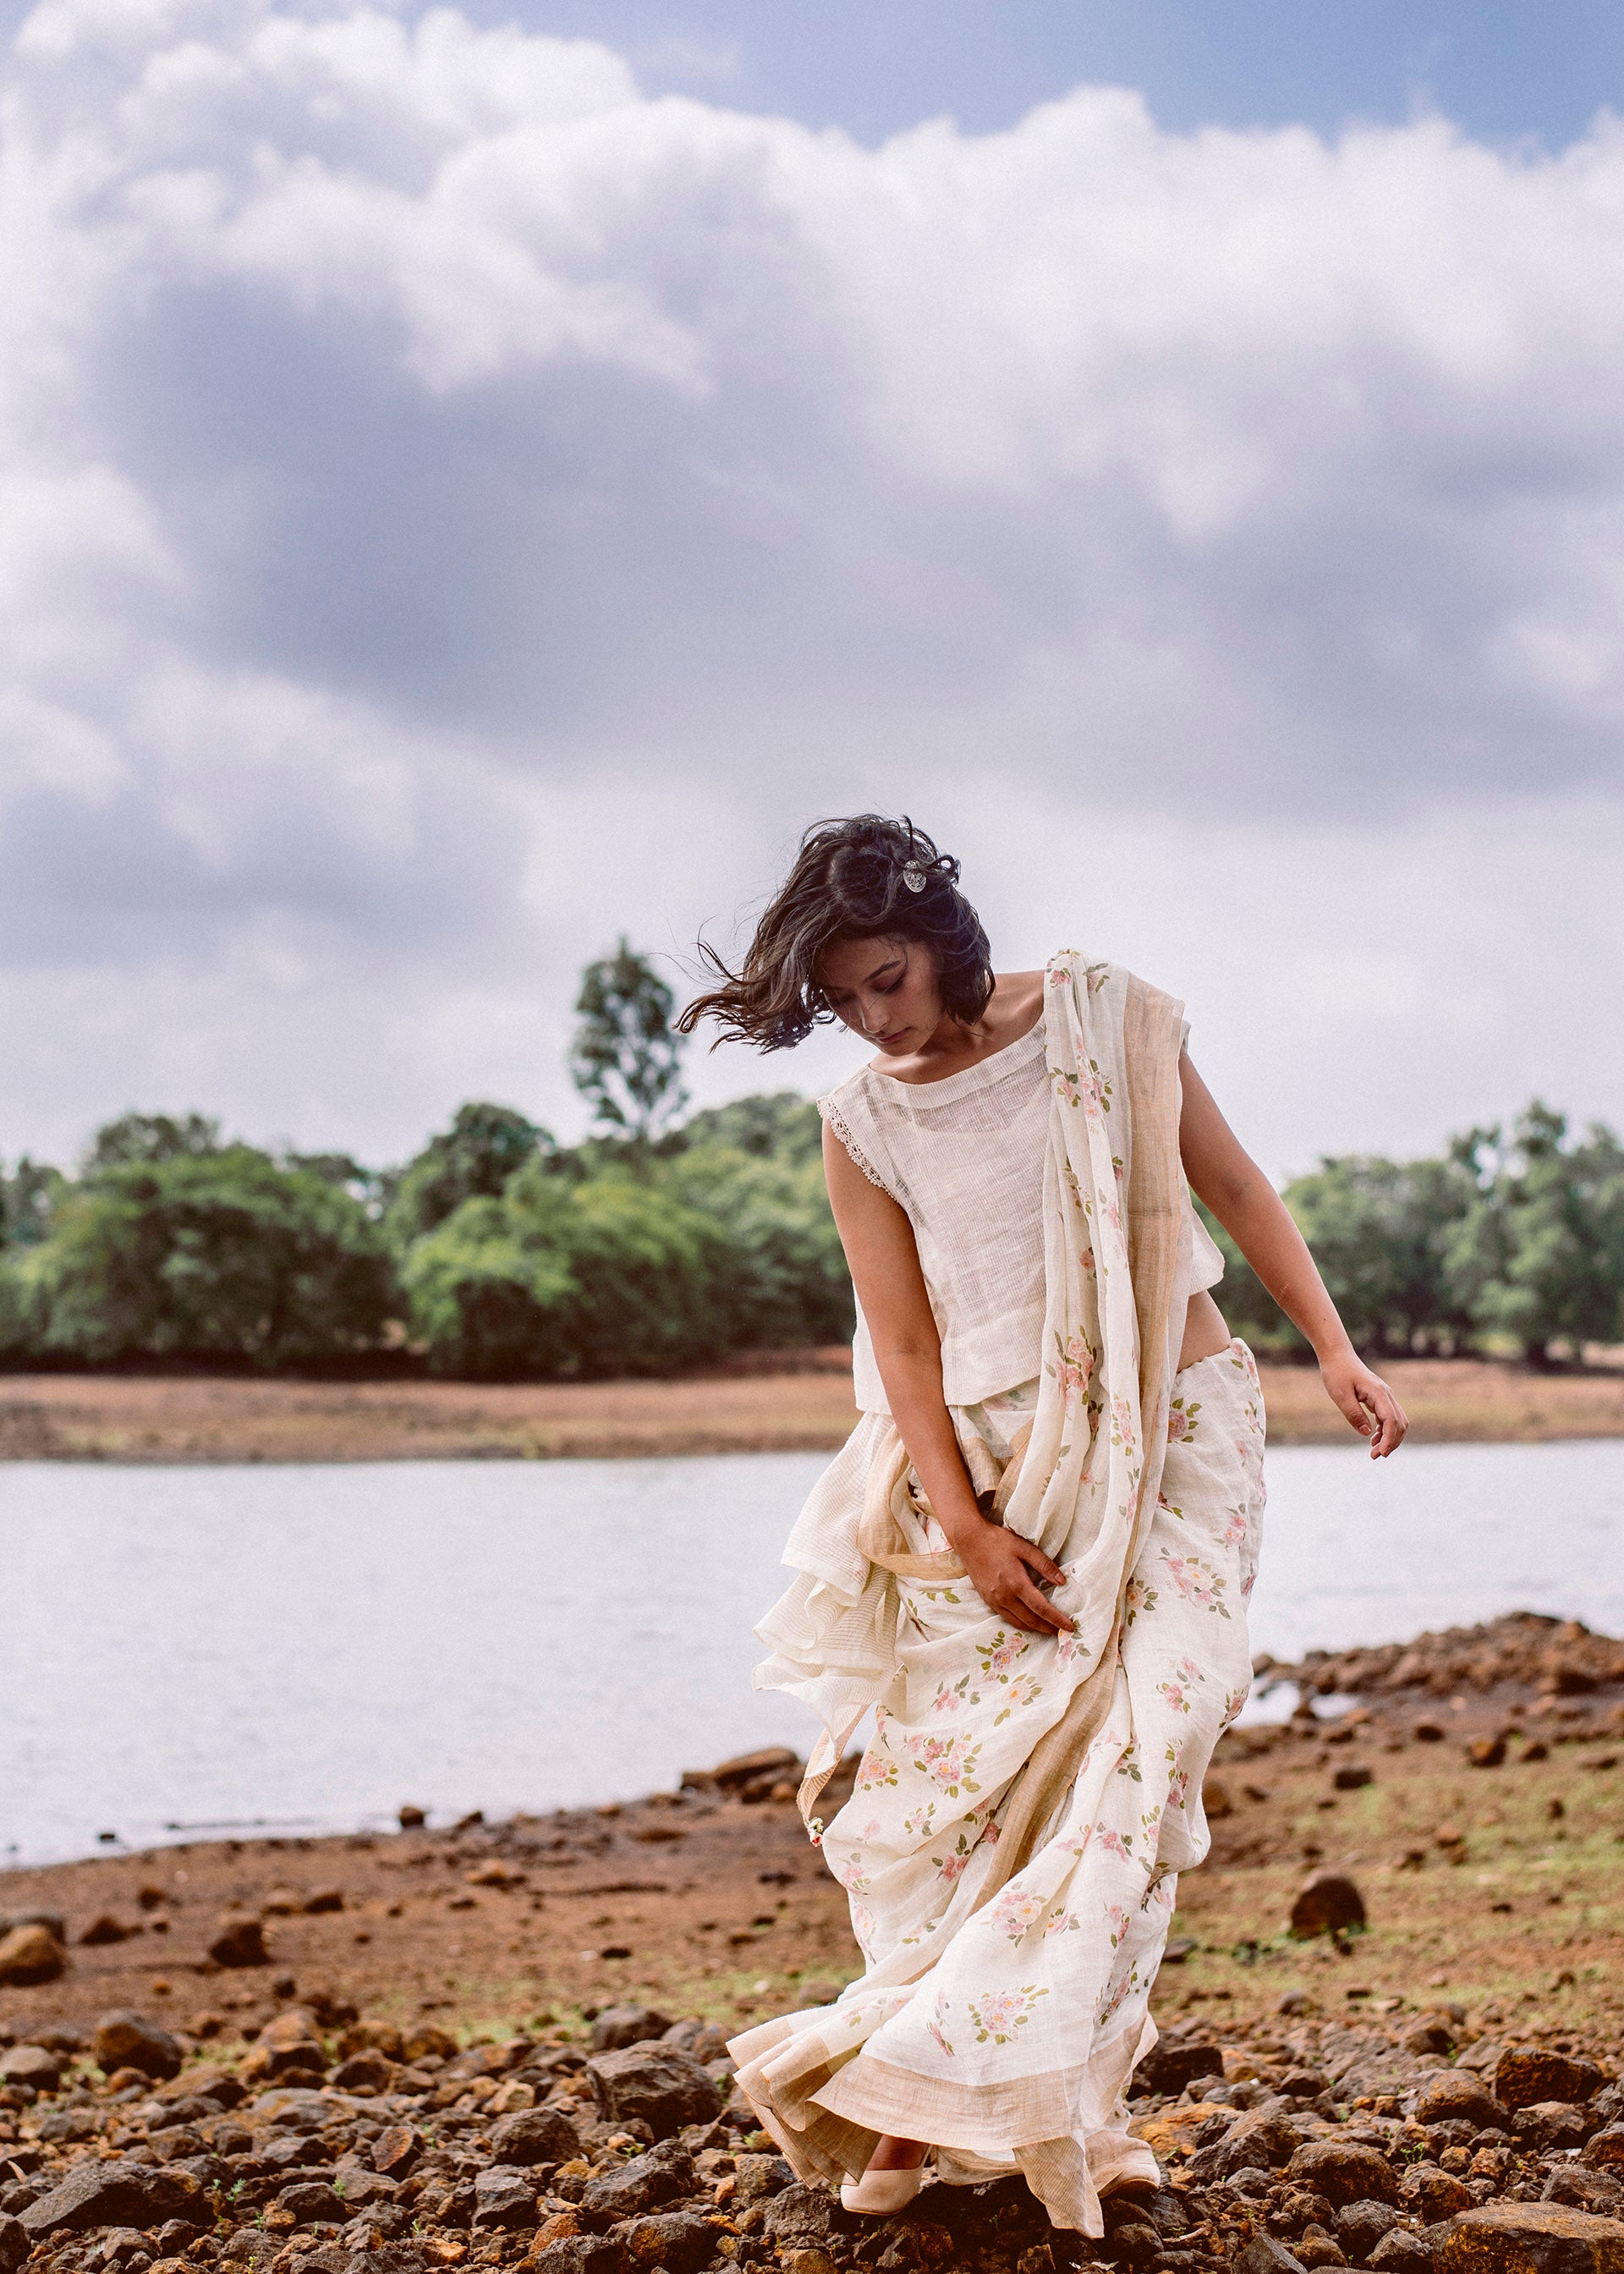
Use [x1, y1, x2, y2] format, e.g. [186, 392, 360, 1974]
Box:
[680, 814, 994, 1051]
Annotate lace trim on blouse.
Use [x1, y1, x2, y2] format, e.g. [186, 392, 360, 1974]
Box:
[817, 1096, 894, 1200]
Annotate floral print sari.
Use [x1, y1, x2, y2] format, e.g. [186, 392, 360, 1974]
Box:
[731, 956, 1266, 2234]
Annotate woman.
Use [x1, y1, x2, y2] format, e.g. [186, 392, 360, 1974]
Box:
[681, 816, 1407, 2234]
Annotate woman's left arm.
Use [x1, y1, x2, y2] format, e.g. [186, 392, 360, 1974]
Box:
[1178, 1052, 1409, 1458]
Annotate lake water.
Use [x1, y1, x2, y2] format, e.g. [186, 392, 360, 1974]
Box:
[3, 1438, 1621, 1865]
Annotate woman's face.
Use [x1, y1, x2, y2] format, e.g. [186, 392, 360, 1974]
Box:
[817, 933, 943, 1055]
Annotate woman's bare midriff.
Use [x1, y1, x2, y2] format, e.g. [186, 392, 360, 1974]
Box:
[1178, 1288, 1232, 1371]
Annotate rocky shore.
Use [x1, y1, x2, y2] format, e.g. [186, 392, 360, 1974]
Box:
[0, 1616, 1619, 2274]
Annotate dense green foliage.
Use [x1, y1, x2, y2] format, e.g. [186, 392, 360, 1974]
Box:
[1203, 1101, 1624, 1364]
[2, 938, 1619, 1376]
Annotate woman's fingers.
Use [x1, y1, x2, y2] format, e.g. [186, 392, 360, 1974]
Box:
[1333, 1379, 1374, 1436]
[1364, 1381, 1409, 1458]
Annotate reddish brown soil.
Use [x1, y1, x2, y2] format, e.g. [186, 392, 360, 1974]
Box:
[1, 1357, 1620, 1464]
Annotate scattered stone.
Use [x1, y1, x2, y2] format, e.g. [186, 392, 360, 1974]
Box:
[1291, 1873, 1367, 1938]
[0, 2045, 63, 2091]
[590, 2004, 672, 2052]
[1433, 2202, 1624, 2274]
[580, 2143, 694, 2226]
[1413, 2074, 1512, 2129]
[763, 2183, 861, 2251]
[585, 2044, 722, 2139]
[661, 2018, 731, 2062]
[730, 2155, 793, 2205]
[1406, 2165, 1476, 2222]
[1585, 2132, 1624, 2175]
[20, 2160, 206, 2238]
[208, 1914, 268, 1968]
[0, 2217, 26, 2274]
[274, 2180, 345, 2227]
[489, 2108, 581, 2167]
[1546, 2172, 1624, 2219]
[398, 1804, 426, 1828]
[1238, 2239, 1308, 2274]
[1368, 2236, 1432, 2273]
[1469, 1737, 1508, 1768]
[1204, 1778, 1235, 1819]
[470, 2168, 537, 2231]
[532, 2241, 620, 2274]
[304, 1886, 344, 1913]
[1288, 2143, 1401, 2209]
[1337, 2202, 1403, 2261]
[617, 2208, 714, 2272]
[239, 2008, 326, 2084]
[0, 1923, 66, 1985]
[1516, 2104, 1596, 2155]
[1135, 2038, 1225, 2095]
[80, 1914, 136, 1946]
[1333, 1766, 1374, 1791]
[93, 2010, 184, 2081]
[1496, 2049, 1609, 2111]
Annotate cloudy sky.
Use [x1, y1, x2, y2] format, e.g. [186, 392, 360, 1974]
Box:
[2, 0, 1622, 1181]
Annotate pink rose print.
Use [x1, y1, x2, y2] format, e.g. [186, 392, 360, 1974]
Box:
[932, 1831, 975, 1883]
[1104, 1903, 1130, 1948]
[1166, 1396, 1201, 1443]
[987, 1886, 1047, 1941]
[968, 1986, 1048, 2044]
[1110, 1394, 1137, 1455]
[1054, 1332, 1095, 1398]
[904, 1731, 983, 1795]
[1095, 1826, 1133, 1862]
[1158, 1550, 1232, 1618]
[856, 1749, 898, 1791]
[978, 1629, 1030, 1680]
[1156, 1678, 1192, 1715]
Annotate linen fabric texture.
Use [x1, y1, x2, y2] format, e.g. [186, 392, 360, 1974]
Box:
[729, 954, 1266, 2235]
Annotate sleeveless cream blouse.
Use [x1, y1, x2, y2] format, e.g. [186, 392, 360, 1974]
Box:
[820, 1017, 1224, 1414]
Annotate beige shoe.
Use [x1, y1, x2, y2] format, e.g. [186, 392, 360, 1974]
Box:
[839, 2161, 929, 2215]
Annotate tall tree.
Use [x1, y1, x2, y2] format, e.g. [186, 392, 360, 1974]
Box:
[385, 1102, 550, 1250]
[1445, 1104, 1624, 1364]
[84, 1112, 222, 1172]
[570, 940, 688, 1142]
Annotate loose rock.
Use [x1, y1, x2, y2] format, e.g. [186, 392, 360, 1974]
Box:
[1413, 2074, 1512, 2130]
[617, 2209, 714, 2272]
[1434, 2202, 1624, 2274]
[1239, 2239, 1309, 2274]
[1135, 2039, 1225, 2095]
[489, 2108, 581, 2167]
[1291, 1874, 1367, 1938]
[20, 2160, 206, 2238]
[1288, 2144, 1401, 2209]
[585, 2044, 722, 2139]
[0, 1923, 66, 1985]
[471, 2167, 537, 2231]
[208, 1913, 268, 1968]
[589, 2004, 672, 2052]
[93, 2010, 184, 2081]
[1496, 2049, 1609, 2112]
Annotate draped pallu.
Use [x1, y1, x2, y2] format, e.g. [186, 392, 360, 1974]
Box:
[730, 955, 1266, 2234]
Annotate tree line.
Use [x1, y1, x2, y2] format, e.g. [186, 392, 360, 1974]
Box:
[0, 946, 1619, 1376]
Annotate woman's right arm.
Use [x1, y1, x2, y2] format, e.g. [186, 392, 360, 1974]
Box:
[822, 1123, 1072, 1635]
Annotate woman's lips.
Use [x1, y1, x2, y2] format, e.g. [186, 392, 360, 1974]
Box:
[876, 1028, 908, 1046]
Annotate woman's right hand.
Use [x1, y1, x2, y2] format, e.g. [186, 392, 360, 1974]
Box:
[957, 1522, 1074, 1635]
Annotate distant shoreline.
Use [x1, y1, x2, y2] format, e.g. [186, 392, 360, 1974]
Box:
[2, 1351, 1622, 1461]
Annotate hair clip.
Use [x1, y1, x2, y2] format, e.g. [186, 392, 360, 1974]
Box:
[901, 860, 928, 893]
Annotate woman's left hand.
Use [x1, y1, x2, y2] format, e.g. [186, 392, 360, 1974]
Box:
[1320, 1349, 1409, 1458]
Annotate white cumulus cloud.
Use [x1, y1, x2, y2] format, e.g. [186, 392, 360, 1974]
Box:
[0, 0, 1620, 1164]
